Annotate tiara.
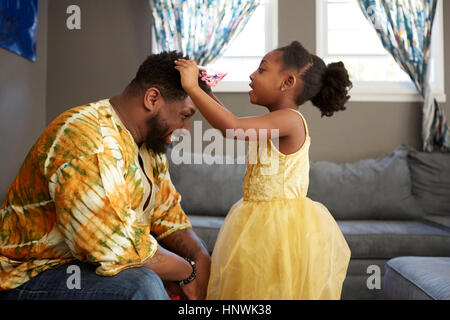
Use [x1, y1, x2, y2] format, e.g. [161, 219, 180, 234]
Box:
[198, 66, 227, 87]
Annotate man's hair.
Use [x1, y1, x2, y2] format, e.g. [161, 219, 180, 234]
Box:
[128, 51, 210, 100]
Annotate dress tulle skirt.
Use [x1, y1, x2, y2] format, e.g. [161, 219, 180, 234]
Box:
[206, 197, 351, 300]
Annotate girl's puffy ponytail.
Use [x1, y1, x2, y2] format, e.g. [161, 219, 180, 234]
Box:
[311, 61, 352, 117]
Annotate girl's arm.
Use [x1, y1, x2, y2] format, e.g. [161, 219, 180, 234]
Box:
[175, 59, 299, 140]
[208, 90, 224, 107]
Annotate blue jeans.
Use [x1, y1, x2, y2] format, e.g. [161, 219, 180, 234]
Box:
[0, 260, 170, 300]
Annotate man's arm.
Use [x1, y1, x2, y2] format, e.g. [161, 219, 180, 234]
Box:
[159, 228, 211, 300]
[145, 150, 211, 299]
[144, 244, 195, 281]
[143, 243, 203, 300]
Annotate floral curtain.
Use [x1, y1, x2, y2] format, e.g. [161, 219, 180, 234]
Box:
[151, 0, 259, 66]
[358, 0, 450, 152]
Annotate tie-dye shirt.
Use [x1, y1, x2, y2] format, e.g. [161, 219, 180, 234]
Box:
[0, 99, 191, 290]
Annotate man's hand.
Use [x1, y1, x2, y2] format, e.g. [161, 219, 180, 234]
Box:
[180, 277, 202, 300]
[174, 59, 201, 93]
[192, 251, 211, 299]
[164, 281, 185, 299]
[159, 228, 211, 300]
[164, 276, 203, 300]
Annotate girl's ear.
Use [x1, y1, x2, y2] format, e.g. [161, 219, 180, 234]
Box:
[283, 74, 297, 90]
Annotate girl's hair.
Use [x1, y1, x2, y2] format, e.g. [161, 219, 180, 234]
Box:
[276, 41, 352, 117]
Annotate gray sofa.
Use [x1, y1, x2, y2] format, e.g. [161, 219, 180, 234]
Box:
[167, 144, 450, 300]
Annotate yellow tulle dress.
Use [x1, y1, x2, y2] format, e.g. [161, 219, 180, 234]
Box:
[206, 109, 351, 300]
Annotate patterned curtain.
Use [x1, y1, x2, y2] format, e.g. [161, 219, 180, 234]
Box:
[358, 0, 450, 152]
[150, 0, 259, 66]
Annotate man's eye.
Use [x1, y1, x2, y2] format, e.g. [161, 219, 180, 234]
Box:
[258, 68, 264, 73]
[182, 114, 190, 119]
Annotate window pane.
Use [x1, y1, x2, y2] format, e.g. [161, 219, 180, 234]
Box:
[221, 5, 266, 57]
[325, 56, 411, 82]
[328, 1, 366, 30]
[326, 0, 411, 83]
[207, 4, 267, 82]
[328, 30, 387, 55]
[208, 57, 260, 82]
[327, 1, 386, 55]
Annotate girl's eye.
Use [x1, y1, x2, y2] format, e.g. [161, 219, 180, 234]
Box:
[182, 114, 190, 120]
[258, 68, 264, 73]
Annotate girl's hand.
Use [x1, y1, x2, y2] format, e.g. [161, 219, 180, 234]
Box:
[174, 59, 200, 92]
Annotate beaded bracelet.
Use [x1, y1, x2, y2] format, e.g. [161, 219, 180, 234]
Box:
[178, 258, 197, 286]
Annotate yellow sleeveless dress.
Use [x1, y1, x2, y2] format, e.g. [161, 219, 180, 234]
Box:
[206, 109, 351, 300]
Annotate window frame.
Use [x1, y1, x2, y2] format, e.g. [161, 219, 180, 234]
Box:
[316, 0, 446, 103]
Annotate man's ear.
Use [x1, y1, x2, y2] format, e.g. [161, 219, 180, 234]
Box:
[283, 74, 297, 90]
[143, 87, 162, 113]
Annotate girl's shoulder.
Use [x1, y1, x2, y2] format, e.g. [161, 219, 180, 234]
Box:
[271, 108, 308, 156]
[281, 108, 309, 137]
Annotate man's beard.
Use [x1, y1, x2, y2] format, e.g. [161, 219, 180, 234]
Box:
[145, 113, 171, 154]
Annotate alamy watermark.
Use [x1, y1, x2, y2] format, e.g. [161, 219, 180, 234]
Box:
[366, 264, 381, 290]
[66, 265, 81, 290]
[66, 5, 81, 30]
[170, 121, 280, 175]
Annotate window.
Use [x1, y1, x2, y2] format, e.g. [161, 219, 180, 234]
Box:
[316, 0, 445, 102]
[208, 0, 278, 92]
[151, 0, 277, 92]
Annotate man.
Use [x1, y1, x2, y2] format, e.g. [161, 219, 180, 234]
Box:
[0, 51, 212, 300]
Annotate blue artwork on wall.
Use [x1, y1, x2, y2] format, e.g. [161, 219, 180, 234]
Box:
[0, 0, 39, 62]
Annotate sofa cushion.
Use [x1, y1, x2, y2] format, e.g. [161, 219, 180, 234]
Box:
[338, 220, 450, 259]
[421, 215, 450, 233]
[384, 257, 450, 300]
[408, 148, 450, 217]
[189, 216, 450, 259]
[168, 151, 246, 217]
[189, 215, 224, 253]
[308, 145, 424, 220]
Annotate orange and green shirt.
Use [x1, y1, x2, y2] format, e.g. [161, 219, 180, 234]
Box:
[0, 99, 191, 290]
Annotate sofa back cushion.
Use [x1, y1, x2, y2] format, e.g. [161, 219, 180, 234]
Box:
[168, 145, 428, 220]
[307, 145, 425, 220]
[408, 149, 450, 216]
[167, 151, 246, 217]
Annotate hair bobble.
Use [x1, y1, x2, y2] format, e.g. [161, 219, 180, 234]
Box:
[198, 66, 228, 87]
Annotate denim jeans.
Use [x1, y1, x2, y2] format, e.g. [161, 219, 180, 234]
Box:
[0, 260, 170, 300]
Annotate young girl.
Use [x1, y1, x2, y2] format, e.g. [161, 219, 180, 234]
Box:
[175, 41, 352, 300]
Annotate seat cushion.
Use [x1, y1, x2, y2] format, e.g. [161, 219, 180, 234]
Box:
[338, 220, 450, 259]
[189, 215, 224, 254]
[308, 145, 424, 220]
[384, 257, 450, 300]
[421, 215, 450, 233]
[189, 216, 450, 259]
